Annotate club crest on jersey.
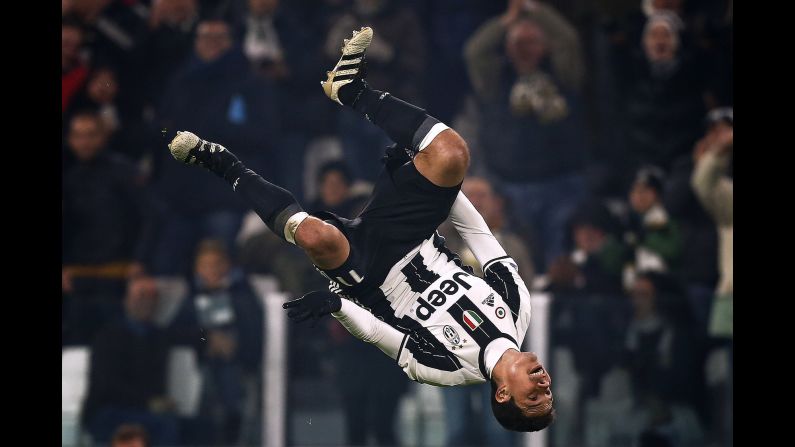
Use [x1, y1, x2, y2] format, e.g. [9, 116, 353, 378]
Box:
[482, 293, 495, 307]
[495, 307, 506, 319]
[462, 310, 484, 330]
[443, 325, 461, 345]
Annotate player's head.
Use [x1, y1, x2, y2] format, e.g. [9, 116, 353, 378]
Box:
[490, 351, 556, 432]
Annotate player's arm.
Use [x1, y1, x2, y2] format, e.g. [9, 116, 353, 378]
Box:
[334, 301, 473, 386]
[284, 293, 472, 386]
[449, 191, 510, 272]
[332, 299, 405, 359]
[283, 291, 403, 359]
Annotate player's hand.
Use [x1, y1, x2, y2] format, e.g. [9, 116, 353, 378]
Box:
[282, 291, 342, 327]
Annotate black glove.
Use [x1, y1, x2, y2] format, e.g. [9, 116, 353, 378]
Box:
[282, 291, 342, 327]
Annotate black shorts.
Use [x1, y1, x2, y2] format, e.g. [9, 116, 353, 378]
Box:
[313, 158, 460, 296]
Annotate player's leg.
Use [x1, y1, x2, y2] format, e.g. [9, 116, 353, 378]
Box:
[167, 132, 348, 271]
[323, 28, 469, 188]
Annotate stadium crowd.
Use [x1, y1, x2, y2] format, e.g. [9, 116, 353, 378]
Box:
[62, 0, 732, 446]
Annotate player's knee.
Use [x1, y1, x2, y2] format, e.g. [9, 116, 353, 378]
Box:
[437, 132, 470, 178]
[295, 218, 347, 262]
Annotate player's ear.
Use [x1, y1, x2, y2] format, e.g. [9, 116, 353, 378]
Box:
[495, 383, 511, 404]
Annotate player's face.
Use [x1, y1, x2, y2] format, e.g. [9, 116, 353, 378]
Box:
[506, 352, 553, 417]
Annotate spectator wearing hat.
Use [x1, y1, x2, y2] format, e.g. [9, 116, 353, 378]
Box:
[544, 201, 630, 295]
[608, 11, 711, 185]
[624, 166, 683, 280]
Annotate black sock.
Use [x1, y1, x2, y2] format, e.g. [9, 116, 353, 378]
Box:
[339, 80, 442, 150]
[225, 163, 303, 240]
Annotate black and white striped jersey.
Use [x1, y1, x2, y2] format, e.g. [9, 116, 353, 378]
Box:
[331, 193, 533, 386]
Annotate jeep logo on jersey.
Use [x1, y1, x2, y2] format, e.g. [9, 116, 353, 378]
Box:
[462, 310, 484, 330]
[443, 325, 461, 345]
[414, 271, 472, 321]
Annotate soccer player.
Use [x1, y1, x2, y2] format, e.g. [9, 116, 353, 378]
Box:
[167, 27, 554, 432]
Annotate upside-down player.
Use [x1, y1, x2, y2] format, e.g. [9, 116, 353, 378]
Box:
[167, 27, 554, 431]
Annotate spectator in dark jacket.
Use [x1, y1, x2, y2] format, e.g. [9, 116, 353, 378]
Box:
[170, 239, 264, 445]
[152, 18, 279, 275]
[621, 271, 706, 446]
[62, 111, 161, 345]
[67, 66, 153, 162]
[134, 0, 200, 110]
[82, 276, 179, 445]
[235, 0, 334, 199]
[464, 5, 590, 270]
[610, 12, 708, 183]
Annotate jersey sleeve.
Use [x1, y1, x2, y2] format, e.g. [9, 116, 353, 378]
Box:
[449, 192, 509, 270]
[333, 300, 478, 386]
[483, 258, 533, 339]
[332, 299, 406, 359]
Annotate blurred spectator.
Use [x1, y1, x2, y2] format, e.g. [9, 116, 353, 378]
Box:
[134, 0, 200, 109]
[440, 176, 535, 281]
[464, 2, 590, 270]
[68, 0, 148, 71]
[690, 112, 733, 444]
[62, 111, 161, 345]
[620, 272, 705, 446]
[81, 276, 180, 445]
[111, 424, 150, 447]
[170, 239, 264, 445]
[608, 12, 709, 183]
[412, 0, 504, 123]
[308, 160, 368, 217]
[152, 18, 279, 275]
[67, 66, 153, 162]
[233, 0, 335, 199]
[63, 18, 90, 113]
[325, 0, 428, 181]
[624, 166, 683, 280]
[691, 107, 732, 340]
[327, 313, 408, 446]
[544, 201, 628, 295]
[239, 0, 289, 81]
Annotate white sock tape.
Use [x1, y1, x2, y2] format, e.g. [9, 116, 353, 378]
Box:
[284, 211, 310, 245]
[418, 123, 450, 151]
